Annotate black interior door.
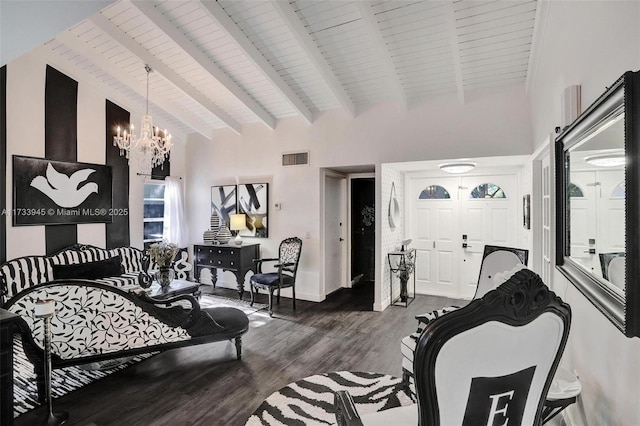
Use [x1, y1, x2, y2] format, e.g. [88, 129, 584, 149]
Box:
[351, 178, 375, 286]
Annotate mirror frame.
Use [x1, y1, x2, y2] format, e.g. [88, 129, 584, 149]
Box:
[555, 70, 640, 338]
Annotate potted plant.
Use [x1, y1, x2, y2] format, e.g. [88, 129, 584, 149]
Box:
[148, 241, 179, 289]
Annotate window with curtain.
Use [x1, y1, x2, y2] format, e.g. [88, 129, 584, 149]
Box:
[143, 182, 165, 249]
[162, 177, 188, 248]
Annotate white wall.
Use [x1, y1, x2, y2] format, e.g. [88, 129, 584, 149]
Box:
[185, 85, 533, 304]
[529, 1, 640, 424]
[4, 51, 185, 257]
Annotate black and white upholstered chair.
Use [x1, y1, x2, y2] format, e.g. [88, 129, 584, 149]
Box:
[401, 245, 529, 397]
[249, 237, 302, 317]
[335, 268, 571, 426]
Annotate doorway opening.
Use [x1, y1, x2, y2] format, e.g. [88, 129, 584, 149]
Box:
[321, 167, 375, 311]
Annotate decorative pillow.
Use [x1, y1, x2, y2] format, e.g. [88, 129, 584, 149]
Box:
[53, 256, 124, 280]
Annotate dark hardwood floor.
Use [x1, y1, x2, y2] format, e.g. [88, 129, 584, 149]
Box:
[15, 284, 461, 426]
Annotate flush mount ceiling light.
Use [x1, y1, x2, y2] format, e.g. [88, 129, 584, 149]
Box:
[439, 162, 476, 174]
[584, 152, 625, 167]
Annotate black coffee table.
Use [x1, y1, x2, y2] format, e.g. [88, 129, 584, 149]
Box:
[146, 279, 201, 301]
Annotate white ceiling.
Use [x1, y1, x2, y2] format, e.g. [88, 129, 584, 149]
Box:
[33, 0, 542, 141]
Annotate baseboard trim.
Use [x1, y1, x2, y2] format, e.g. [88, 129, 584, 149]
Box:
[210, 279, 324, 302]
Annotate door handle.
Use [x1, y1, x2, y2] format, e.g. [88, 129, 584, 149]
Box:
[339, 238, 344, 242]
[584, 249, 596, 254]
[462, 243, 472, 249]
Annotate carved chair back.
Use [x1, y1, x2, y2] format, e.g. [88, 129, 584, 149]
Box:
[414, 269, 571, 426]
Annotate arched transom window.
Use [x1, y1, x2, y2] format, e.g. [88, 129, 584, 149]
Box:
[418, 185, 450, 199]
[568, 183, 584, 198]
[470, 183, 506, 199]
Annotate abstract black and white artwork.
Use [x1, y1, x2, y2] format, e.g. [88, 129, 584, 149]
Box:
[12, 155, 112, 225]
[211, 185, 237, 224]
[237, 183, 268, 238]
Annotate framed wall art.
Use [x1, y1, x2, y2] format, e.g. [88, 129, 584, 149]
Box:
[211, 185, 237, 224]
[12, 155, 113, 226]
[237, 183, 268, 238]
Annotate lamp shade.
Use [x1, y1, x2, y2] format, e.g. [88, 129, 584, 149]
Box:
[229, 214, 247, 231]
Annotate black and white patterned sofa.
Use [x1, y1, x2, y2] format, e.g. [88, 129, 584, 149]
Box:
[0, 245, 247, 402]
[0, 244, 192, 305]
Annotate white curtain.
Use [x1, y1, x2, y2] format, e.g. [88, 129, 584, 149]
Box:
[163, 177, 188, 248]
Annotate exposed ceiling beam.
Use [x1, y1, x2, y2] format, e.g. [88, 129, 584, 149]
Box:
[271, 1, 355, 118]
[197, 0, 313, 124]
[444, 2, 465, 104]
[34, 43, 189, 143]
[90, 13, 242, 135]
[130, 0, 276, 130]
[55, 30, 212, 139]
[356, 2, 406, 109]
[526, 0, 551, 95]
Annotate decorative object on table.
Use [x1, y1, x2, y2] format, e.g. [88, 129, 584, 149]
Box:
[211, 185, 237, 224]
[12, 155, 113, 226]
[230, 213, 247, 245]
[34, 299, 69, 426]
[388, 247, 416, 307]
[203, 229, 217, 245]
[112, 65, 172, 175]
[388, 182, 400, 229]
[138, 253, 153, 289]
[237, 183, 268, 238]
[215, 220, 232, 244]
[523, 194, 531, 229]
[210, 211, 221, 232]
[148, 241, 179, 289]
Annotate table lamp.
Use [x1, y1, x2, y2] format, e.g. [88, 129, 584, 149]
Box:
[230, 214, 247, 245]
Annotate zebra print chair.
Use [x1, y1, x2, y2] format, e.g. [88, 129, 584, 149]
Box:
[335, 269, 571, 426]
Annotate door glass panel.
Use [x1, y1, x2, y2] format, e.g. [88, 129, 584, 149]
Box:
[612, 182, 625, 198]
[469, 183, 506, 199]
[418, 185, 450, 199]
[568, 183, 585, 198]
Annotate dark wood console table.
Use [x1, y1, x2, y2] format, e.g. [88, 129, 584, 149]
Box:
[194, 243, 260, 299]
[1, 309, 21, 426]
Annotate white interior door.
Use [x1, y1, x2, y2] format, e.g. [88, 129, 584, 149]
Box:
[458, 175, 518, 298]
[324, 174, 346, 295]
[409, 178, 459, 298]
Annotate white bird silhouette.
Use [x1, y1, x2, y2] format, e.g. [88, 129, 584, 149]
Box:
[30, 163, 98, 208]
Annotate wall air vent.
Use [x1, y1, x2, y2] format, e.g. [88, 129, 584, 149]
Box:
[282, 151, 309, 167]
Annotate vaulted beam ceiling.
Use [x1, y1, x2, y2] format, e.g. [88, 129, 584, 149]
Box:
[8, 1, 542, 139]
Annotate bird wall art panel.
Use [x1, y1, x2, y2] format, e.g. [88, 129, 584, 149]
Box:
[237, 183, 268, 238]
[12, 155, 113, 225]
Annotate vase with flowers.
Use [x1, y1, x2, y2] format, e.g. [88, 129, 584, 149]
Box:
[149, 241, 179, 289]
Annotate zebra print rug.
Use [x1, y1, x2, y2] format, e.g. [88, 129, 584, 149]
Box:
[246, 371, 413, 425]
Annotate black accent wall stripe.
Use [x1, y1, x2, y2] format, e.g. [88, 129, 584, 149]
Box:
[1, 66, 6, 263]
[105, 100, 130, 249]
[44, 65, 78, 255]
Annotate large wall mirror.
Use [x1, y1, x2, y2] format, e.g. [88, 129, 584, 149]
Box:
[556, 70, 640, 338]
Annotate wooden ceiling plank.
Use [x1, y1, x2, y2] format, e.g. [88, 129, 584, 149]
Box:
[131, 0, 275, 130]
[56, 29, 212, 138]
[271, 0, 355, 117]
[90, 12, 242, 134]
[357, 1, 410, 108]
[198, 0, 313, 123]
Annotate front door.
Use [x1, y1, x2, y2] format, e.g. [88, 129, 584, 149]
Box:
[408, 173, 519, 299]
[409, 177, 458, 297]
[458, 175, 518, 298]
